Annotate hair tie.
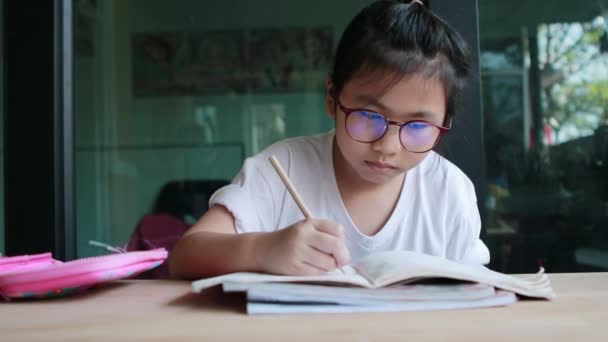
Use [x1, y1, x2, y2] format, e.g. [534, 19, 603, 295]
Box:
[410, 0, 424, 6]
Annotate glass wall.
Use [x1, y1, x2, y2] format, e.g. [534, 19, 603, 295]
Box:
[480, 1, 608, 272]
[74, 0, 370, 257]
[74, 0, 608, 271]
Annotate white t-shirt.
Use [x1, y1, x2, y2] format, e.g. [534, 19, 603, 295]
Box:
[210, 132, 490, 265]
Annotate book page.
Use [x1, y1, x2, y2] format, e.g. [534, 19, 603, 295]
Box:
[191, 265, 371, 293]
[354, 251, 555, 299]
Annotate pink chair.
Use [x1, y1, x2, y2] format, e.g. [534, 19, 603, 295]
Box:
[126, 214, 189, 279]
[126, 179, 230, 278]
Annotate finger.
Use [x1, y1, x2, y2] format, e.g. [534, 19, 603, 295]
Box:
[310, 219, 344, 238]
[303, 246, 337, 272]
[306, 228, 350, 267]
[333, 242, 351, 267]
[307, 229, 351, 267]
[298, 261, 328, 276]
[307, 231, 340, 255]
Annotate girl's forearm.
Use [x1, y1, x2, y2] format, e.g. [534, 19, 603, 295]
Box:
[168, 231, 265, 279]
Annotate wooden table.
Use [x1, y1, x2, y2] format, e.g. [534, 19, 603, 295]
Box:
[1, 273, 606, 341]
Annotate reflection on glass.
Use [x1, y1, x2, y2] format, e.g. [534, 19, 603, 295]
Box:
[480, 1, 608, 272]
[74, 0, 369, 258]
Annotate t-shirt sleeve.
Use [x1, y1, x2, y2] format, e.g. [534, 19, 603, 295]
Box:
[449, 215, 490, 265]
[446, 180, 491, 265]
[208, 157, 277, 234]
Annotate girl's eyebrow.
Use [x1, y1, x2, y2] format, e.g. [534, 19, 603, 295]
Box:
[354, 94, 442, 120]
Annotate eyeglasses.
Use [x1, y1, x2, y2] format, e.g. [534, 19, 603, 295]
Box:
[337, 99, 451, 153]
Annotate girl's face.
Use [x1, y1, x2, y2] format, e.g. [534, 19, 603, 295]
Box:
[327, 73, 447, 185]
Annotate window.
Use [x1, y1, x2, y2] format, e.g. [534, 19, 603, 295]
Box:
[74, 0, 371, 257]
[480, 0, 608, 272]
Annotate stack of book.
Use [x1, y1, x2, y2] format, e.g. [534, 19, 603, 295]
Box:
[192, 250, 555, 314]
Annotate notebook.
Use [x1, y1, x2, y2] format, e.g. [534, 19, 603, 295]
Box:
[228, 281, 518, 314]
[192, 250, 554, 314]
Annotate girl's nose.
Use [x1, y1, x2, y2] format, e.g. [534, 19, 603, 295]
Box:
[371, 125, 401, 155]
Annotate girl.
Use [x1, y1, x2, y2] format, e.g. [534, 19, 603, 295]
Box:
[170, 0, 489, 279]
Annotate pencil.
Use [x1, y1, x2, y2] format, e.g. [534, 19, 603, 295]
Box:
[269, 155, 313, 219]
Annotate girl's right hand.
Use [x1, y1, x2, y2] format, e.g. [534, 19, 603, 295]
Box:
[254, 219, 351, 276]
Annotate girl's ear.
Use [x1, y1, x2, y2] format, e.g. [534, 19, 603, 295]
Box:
[326, 76, 337, 119]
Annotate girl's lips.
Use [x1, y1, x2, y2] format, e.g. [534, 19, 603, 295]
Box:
[365, 160, 397, 170]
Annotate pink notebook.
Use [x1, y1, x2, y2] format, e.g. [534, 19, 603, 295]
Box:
[0, 249, 167, 299]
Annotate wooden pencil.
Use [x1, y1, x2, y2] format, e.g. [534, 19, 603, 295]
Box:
[269, 155, 313, 219]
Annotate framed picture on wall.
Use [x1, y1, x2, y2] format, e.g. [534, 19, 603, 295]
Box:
[132, 27, 333, 96]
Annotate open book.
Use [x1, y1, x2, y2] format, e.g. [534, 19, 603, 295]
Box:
[192, 251, 555, 314]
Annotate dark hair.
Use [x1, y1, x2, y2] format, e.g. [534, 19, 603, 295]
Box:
[330, 0, 470, 123]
